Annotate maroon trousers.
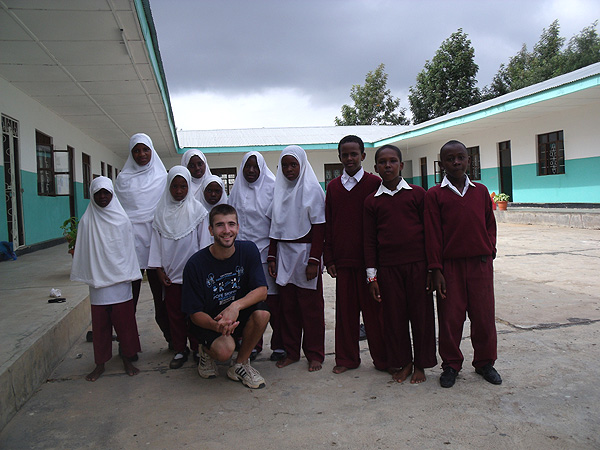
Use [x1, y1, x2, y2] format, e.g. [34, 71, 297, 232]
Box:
[334, 267, 387, 370]
[164, 283, 198, 353]
[132, 269, 171, 344]
[378, 260, 437, 369]
[279, 275, 325, 363]
[437, 256, 497, 371]
[91, 299, 141, 365]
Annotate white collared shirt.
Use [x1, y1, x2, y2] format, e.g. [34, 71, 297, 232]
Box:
[441, 174, 476, 197]
[374, 177, 412, 197]
[341, 167, 364, 191]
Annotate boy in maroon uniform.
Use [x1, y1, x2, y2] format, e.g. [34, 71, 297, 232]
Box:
[364, 144, 437, 383]
[324, 135, 386, 374]
[425, 140, 501, 388]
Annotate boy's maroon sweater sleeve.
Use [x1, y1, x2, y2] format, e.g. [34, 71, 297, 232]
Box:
[309, 223, 325, 264]
[323, 188, 334, 267]
[484, 189, 498, 258]
[424, 189, 443, 271]
[363, 196, 378, 269]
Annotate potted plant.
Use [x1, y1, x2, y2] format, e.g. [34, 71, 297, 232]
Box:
[60, 216, 79, 256]
[493, 193, 510, 211]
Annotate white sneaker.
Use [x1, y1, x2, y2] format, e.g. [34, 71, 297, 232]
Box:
[197, 347, 217, 379]
[227, 360, 266, 389]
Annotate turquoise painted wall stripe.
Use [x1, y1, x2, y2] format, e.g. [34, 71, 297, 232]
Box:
[0, 169, 8, 241]
[20, 171, 71, 244]
[74, 181, 90, 220]
[511, 156, 600, 203]
[410, 156, 598, 203]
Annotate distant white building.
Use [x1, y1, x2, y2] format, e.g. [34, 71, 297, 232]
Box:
[179, 63, 600, 206]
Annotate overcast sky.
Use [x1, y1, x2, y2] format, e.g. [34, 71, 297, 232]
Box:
[149, 0, 600, 131]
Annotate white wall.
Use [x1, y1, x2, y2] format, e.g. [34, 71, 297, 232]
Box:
[0, 77, 126, 182]
[401, 101, 600, 171]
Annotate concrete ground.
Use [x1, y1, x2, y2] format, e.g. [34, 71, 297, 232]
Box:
[1, 222, 600, 449]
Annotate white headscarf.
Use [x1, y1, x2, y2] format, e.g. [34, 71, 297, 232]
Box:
[269, 145, 325, 240]
[229, 151, 275, 252]
[152, 166, 208, 240]
[199, 174, 228, 212]
[71, 177, 141, 289]
[181, 148, 212, 196]
[115, 133, 167, 224]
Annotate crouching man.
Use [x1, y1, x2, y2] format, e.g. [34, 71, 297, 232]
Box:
[182, 204, 270, 389]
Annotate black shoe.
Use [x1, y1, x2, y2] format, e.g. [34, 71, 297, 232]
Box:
[440, 367, 458, 388]
[359, 323, 367, 341]
[250, 349, 260, 361]
[475, 363, 502, 385]
[169, 348, 189, 369]
[270, 350, 287, 361]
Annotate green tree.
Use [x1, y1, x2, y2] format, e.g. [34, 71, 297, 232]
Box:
[335, 63, 409, 126]
[408, 29, 480, 124]
[562, 21, 600, 72]
[484, 20, 600, 100]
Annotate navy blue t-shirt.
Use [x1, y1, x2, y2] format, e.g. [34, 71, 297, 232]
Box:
[182, 240, 267, 318]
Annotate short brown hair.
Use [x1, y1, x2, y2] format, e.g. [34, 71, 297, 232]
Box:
[209, 203, 238, 227]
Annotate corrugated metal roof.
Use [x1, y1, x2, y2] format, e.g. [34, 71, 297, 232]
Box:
[178, 125, 409, 148]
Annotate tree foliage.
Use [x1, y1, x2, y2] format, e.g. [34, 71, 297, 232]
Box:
[408, 29, 480, 124]
[483, 20, 600, 100]
[335, 63, 409, 126]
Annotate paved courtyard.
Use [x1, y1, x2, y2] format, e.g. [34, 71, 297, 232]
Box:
[1, 222, 599, 449]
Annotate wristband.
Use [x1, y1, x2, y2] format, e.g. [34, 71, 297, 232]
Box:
[367, 276, 377, 284]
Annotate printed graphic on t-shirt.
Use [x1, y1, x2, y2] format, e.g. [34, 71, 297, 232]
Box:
[206, 266, 245, 306]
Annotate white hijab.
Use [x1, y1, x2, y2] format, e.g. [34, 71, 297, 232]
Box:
[199, 174, 228, 212]
[152, 166, 208, 240]
[115, 133, 167, 224]
[181, 148, 212, 197]
[269, 145, 325, 240]
[71, 177, 141, 289]
[229, 151, 275, 216]
[229, 152, 275, 249]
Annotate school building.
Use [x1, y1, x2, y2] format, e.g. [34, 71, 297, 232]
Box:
[1, 1, 599, 254]
[185, 63, 600, 208]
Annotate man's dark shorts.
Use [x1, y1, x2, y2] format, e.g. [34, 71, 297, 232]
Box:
[188, 301, 270, 349]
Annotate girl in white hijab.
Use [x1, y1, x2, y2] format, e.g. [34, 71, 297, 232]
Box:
[114, 133, 170, 347]
[71, 176, 142, 382]
[148, 166, 212, 367]
[181, 148, 212, 200]
[267, 145, 326, 372]
[200, 174, 228, 212]
[229, 151, 285, 361]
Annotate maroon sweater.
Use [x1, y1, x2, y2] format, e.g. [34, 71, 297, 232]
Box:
[424, 183, 497, 271]
[324, 173, 381, 269]
[363, 184, 427, 268]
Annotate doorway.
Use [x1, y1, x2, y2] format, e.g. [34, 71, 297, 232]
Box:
[498, 141, 513, 200]
[2, 115, 24, 248]
[54, 146, 76, 218]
